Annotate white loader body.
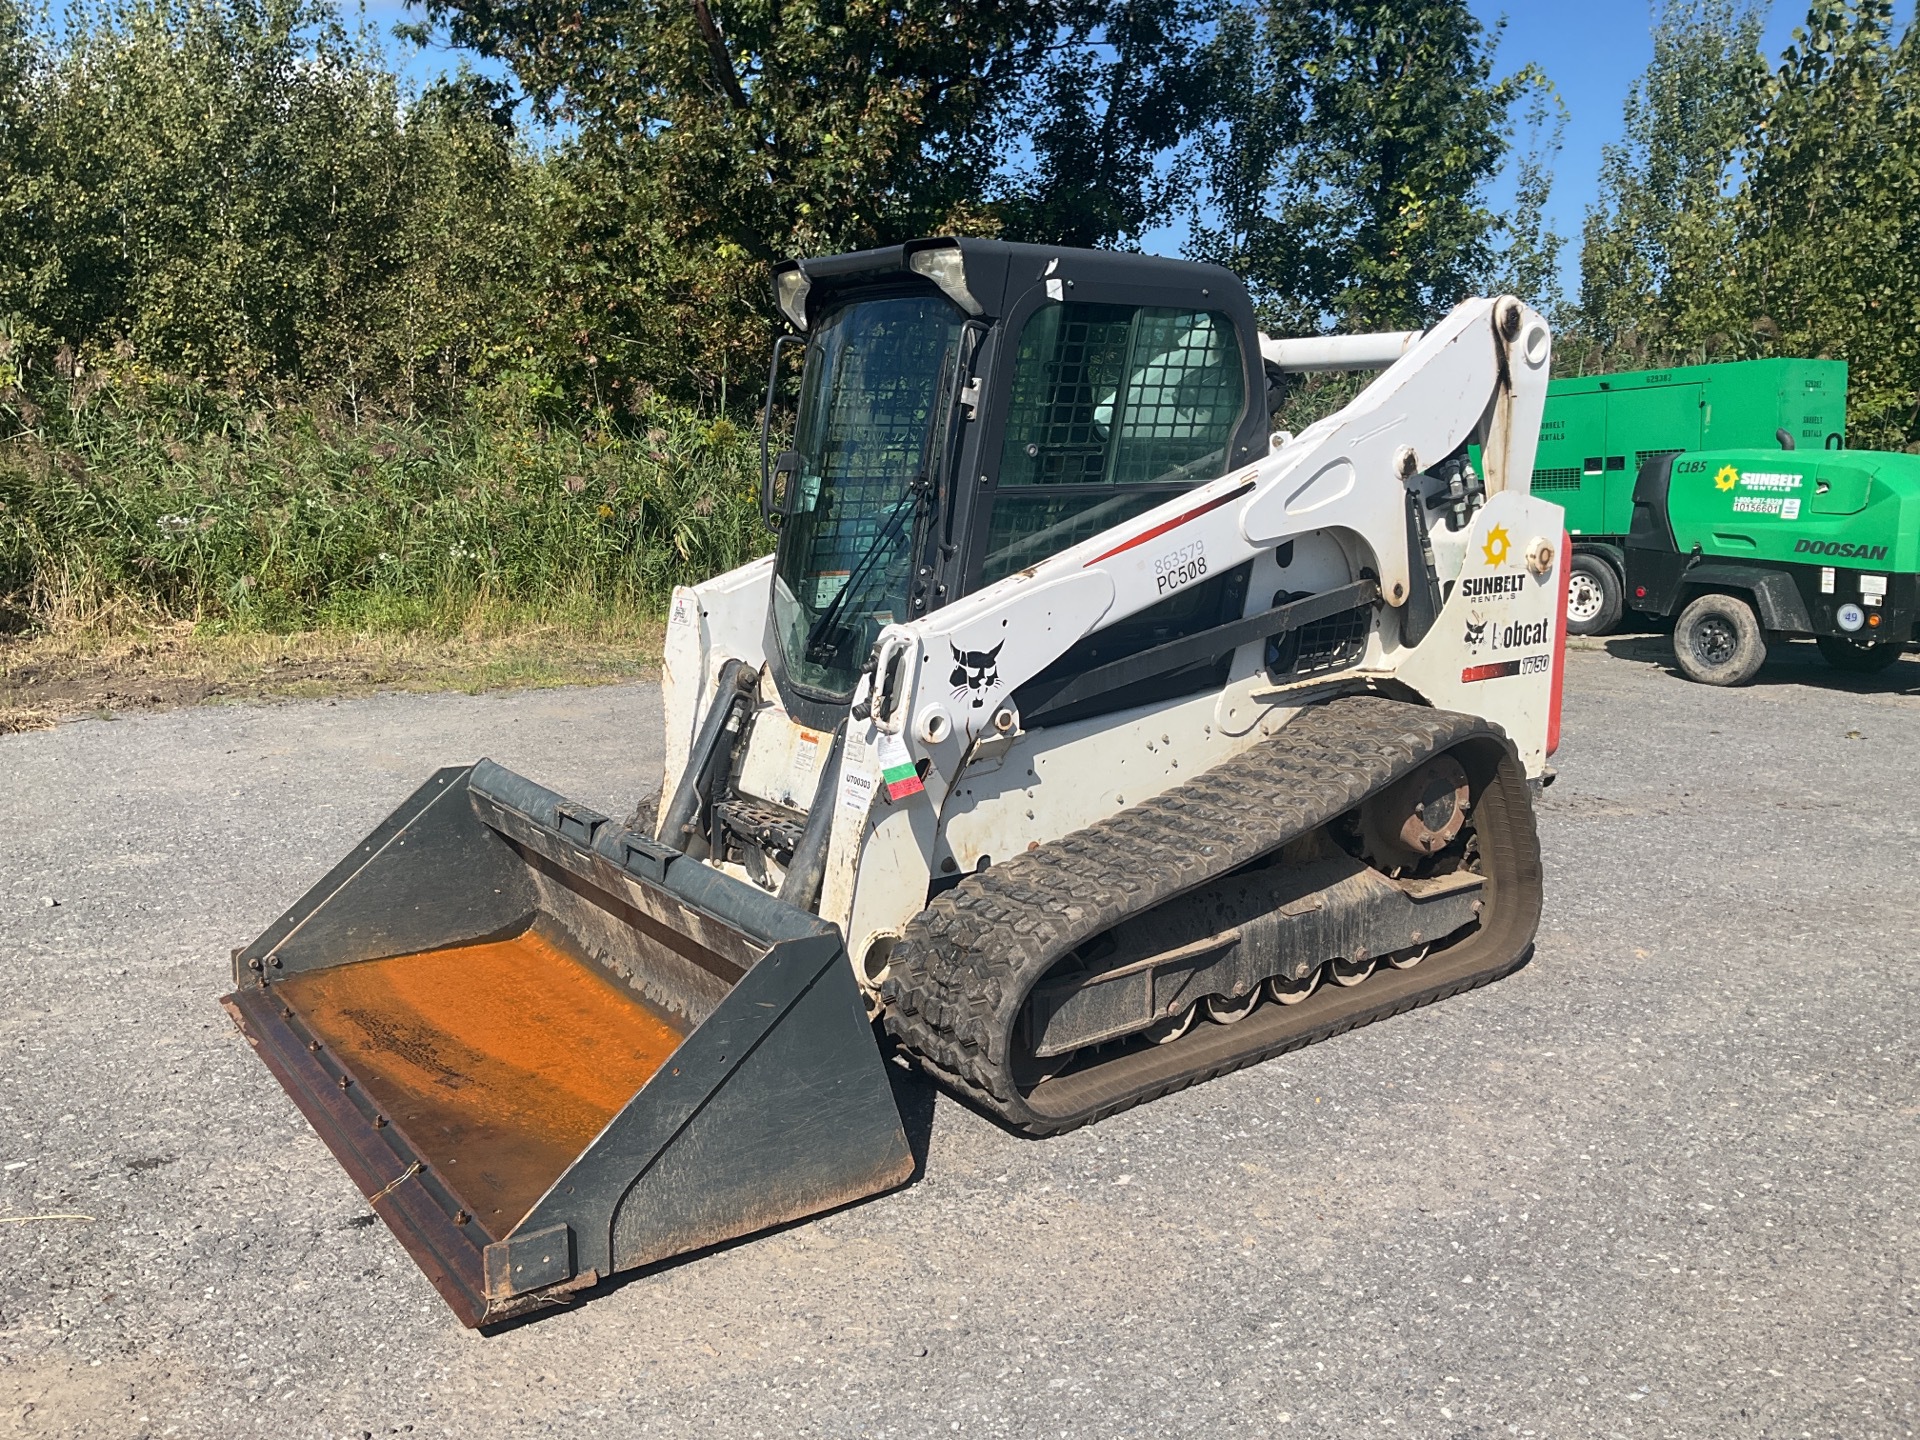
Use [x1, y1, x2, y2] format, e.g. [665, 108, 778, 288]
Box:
[662, 295, 1565, 989]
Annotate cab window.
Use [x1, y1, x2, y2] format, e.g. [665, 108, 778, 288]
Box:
[979, 303, 1244, 584]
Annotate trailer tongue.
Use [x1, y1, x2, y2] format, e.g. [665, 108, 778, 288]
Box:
[221, 760, 913, 1327]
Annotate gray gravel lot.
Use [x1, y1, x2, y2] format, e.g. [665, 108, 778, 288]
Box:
[2, 639, 1917, 1439]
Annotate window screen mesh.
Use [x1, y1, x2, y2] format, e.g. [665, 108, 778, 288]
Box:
[996, 306, 1135, 487]
[980, 302, 1243, 584]
[996, 304, 1242, 489]
[1105, 310, 1244, 484]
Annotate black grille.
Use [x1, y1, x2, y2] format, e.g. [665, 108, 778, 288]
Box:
[1531, 466, 1581, 491]
[1265, 594, 1372, 678]
[714, 797, 807, 862]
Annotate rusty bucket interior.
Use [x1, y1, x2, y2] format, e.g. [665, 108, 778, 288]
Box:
[270, 924, 690, 1235]
[222, 761, 913, 1327]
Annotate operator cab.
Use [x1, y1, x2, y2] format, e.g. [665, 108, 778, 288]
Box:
[762, 238, 1272, 729]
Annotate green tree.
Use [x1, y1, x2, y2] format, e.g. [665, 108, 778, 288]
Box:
[355, 70, 538, 416]
[1741, 0, 1920, 446]
[994, 0, 1226, 248]
[1188, 0, 1305, 297]
[43, 0, 396, 385]
[1491, 79, 1569, 321]
[420, 0, 1049, 255]
[506, 132, 769, 415]
[1193, 0, 1529, 332]
[414, 0, 1064, 404]
[0, 0, 47, 410]
[0, 3, 40, 312]
[1575, 0, 1764, 361]
[2, 0, 536, 410]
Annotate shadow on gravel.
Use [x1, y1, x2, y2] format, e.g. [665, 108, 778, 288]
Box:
[1598, 632, 1920, 696]
[882, 1041, 942, 1178]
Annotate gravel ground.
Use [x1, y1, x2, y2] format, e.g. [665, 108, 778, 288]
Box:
[2, 640, 1916, 1439]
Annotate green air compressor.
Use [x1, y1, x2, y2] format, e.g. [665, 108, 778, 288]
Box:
[1623, 447, 1918, 685]
[1532, 358, 1848, 634]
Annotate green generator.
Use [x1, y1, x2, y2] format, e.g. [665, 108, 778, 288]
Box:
[1533, 358, 1848, 633]
[1624, 447, 1917, 685]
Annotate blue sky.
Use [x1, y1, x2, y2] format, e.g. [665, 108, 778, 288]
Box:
[1467, 0, 1858, 289]
[363, 0, 1912, 293]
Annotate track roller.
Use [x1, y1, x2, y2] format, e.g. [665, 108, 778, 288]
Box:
[1203, 990, 1260, 1025]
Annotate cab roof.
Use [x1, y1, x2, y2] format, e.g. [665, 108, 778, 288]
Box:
[770, 237, 1249, 331]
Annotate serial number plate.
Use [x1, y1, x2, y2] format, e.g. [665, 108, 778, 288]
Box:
[1153, 540, 1208, 594]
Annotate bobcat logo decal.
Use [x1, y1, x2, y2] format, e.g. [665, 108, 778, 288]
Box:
[1463, 613, 1489, 649]
[949, 641, 1004, 709]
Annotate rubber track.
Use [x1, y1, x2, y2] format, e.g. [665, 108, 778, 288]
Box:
[881, 695, 1543, 1134]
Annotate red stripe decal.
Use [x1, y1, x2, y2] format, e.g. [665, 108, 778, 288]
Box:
[1461, 660, 1523, 683]
[1084, 479, 1256, 566]
[1547, 529, 1571, 757]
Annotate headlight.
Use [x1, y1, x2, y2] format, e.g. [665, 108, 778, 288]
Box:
[907, 245, 982, 316]
[775, 269, 811, 330]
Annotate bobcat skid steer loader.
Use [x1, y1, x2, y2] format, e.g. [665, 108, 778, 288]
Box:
[223, 239, 1566, 1326]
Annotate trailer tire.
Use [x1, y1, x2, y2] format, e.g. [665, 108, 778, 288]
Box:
[1673, 593, 1767, 686]
[1815, 636, 1903, 674]
[1565, 552, 1623, 636]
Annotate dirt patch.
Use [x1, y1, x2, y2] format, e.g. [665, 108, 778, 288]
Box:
[0, 620, 663, 732]
[0, 1351, 203, 1439]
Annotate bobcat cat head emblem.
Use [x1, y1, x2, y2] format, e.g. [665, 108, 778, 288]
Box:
[949, 641, 1004, 708]
[1463, 614, 1488, 648]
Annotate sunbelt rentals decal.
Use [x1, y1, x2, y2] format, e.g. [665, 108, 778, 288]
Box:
[1459, 524, 1553, 683]
[1681, 459, 1805, 519]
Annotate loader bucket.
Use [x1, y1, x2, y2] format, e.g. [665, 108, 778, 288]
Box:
[220, 761, 914, 1327]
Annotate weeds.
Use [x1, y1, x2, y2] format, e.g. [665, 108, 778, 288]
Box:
[0, 382, 772, 635]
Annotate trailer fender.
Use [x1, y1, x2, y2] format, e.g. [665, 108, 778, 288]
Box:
[1578, 541, 1626, 581]
[1680, 565, 1813, 634]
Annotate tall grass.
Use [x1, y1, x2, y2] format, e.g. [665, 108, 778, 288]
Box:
[0, 384, 772, 634]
